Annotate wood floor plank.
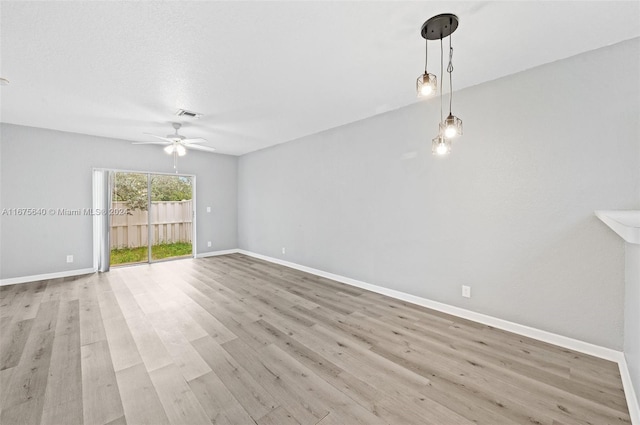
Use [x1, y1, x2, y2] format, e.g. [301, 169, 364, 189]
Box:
[40, 300, 83, 425]
[122, 312, 173, 373]
[107, 273, 146, 319]
[40, 397, 84, 425]
[187, 371, 255, 425]
[116, 363, 170, 425]
[259, 343, 387, 425]
[256, 405, 301, 425]
[0, 318, 33, 370]
[1, 398, 45, 425]
[0, 366, 15, 410]
[8, 280, 47, 323]
[163, 301, 209, 342]
[101, 314, 143, 373]
[0, 300, 59, 425]
[0, 283, 20, 305]
[221, 337, 330, 424]
[181, 300, 237, 344]
[146, 309, 212, 381]
[192, 334, 278, 421]
[81, 340, 124, 425]
[148, 363, 211, 425]
[104, 415, 127, 425]
[78, 278, 107, 346]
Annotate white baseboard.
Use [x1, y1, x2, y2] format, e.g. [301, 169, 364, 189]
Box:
[0, 251, 239, 285]
[196, 249, 240, 259]
[620, 354, 640, 424]
[0, 267, 97, 286]
[236, 250, 621, 361]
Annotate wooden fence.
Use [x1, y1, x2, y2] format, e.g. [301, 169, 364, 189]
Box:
[110, 200, 193, 249]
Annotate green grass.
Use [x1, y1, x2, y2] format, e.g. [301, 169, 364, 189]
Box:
[111, 242, 192, 265]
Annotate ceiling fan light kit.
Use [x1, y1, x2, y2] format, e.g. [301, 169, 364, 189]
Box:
[164, 143, 187, 156]
[133, 122, 216, 172]
[417, 13, 464, 156]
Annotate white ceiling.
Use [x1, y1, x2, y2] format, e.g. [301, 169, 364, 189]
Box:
[1, 1, 638, 156]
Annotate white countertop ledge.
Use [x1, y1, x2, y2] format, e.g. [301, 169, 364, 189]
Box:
[596, 210, 640, 244]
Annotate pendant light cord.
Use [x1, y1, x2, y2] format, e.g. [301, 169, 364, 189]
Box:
[439, 36, 443, 123]
[447, 28, 454, 115]
[424, 38, 428, 73]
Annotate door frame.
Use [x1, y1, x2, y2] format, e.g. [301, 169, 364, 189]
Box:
[92, 168, 197, 269]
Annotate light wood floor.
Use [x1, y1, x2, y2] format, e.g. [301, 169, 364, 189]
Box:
[0, 253, 631, 425]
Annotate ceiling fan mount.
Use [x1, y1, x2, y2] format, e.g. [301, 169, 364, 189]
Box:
[168, 122, 185, 139]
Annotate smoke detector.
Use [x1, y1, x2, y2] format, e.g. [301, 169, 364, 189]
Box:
[175, 109, 203, 119]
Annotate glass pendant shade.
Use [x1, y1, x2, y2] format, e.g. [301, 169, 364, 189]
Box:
[164, 144, 174, 154]
[176, 144, 187, 156]
[440, 114, 463, 139]
[416, 73, 437, 98]
[432, 135, 451, 156]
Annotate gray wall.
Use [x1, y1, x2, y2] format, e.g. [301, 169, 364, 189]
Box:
[238, 38, 640, 350]
[625, 243, 640, 403]
[0, 123, 238, 280]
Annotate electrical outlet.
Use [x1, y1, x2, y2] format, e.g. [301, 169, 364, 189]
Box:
[66, 255, 74, 263]
[282, 247, 286, 254]
[462, 285, 471, 298]
[206, 207, 211, 213]
[207, 241, 212, 247]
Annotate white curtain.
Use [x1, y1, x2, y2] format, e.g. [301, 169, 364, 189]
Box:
[93, 169, 113, 272]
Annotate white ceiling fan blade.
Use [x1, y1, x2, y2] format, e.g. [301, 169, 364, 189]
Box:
[186, 144, 217, 153]
[132, 141, 171, 145]
[143, 133, 175, 143]
[181, 138, 207, 145]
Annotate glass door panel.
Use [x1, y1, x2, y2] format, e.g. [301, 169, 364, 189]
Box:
[110, 172, 149, 266]
[149, 174, 194, 261]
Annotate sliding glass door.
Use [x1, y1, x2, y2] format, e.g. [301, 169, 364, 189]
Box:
[109, 171, 194, 266]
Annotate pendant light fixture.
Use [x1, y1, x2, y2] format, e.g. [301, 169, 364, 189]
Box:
[416, 32, 437, 98]
[418, 13, 463, 155]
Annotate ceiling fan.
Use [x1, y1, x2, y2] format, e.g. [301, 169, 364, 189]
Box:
[134, 122, 216, 155]
[133, 122, 216, 171]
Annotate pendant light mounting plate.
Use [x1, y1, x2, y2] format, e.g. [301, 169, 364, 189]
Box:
[421, 13, 459, 40]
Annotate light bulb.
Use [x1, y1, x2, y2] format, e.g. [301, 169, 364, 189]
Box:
[176, 145, 186, 156]
[164, 145, 174, 155]
[436, 143, 448, 155]
[444, 125, 457, 138]
[421, 85, 433, 96]
[432, 135, 451, 155]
